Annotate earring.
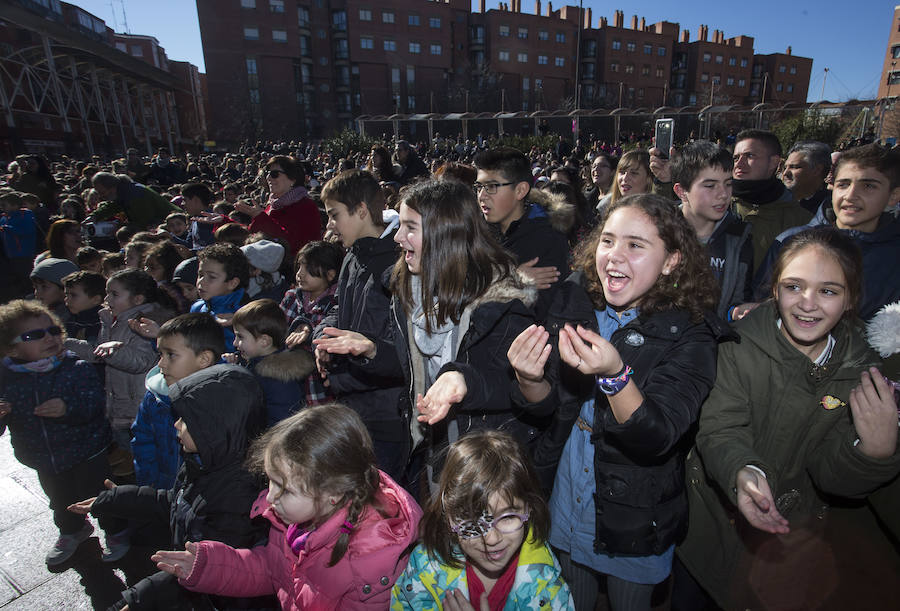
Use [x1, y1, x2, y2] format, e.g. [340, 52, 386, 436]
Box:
[329, 498, 337, 506]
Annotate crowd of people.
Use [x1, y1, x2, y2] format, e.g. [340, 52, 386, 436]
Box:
[0, 128, 898, 610]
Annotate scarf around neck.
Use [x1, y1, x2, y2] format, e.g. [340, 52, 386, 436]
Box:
[268, 185, 309, 211]
[3, 353, 63, 373]
[732, 177, 786, 207]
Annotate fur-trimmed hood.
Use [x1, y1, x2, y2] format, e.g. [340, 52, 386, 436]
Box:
[252, 348, 315, 382]
[468, 269, 538, 310]
[526, 186, 578, 235]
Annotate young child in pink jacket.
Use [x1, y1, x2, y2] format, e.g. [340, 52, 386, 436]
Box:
[152, 403, 423, 610]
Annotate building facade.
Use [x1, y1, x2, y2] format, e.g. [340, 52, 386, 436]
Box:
[197, 0, 815, 145]
[0, 0, 207, 158]
[877, 5, 900, 100]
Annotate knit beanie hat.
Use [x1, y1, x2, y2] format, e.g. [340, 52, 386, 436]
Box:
[173, 257, 199, 286]
[241, 240, 284, 273]
[30, 258, 79, 287]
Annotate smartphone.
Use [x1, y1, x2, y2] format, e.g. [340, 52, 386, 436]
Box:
[654, 119, 674, 159]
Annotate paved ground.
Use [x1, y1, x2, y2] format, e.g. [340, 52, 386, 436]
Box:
[0, 432, 158, 610]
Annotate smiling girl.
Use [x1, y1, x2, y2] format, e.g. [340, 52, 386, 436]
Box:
[676, 227, 900, 610]
[508, 193, 729, 610]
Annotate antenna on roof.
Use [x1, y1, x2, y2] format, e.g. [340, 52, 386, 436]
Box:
[118, 0, 130, 34]
[107, 0, 118, 30]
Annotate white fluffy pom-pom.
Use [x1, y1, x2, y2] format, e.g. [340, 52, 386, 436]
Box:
[867, 302, 900, 358]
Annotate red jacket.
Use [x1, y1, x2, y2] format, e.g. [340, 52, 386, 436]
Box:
[249, 192, 321, 255]
[179, 471, 422, 610]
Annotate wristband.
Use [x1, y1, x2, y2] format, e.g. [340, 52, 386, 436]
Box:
[596, 364, 633, 395]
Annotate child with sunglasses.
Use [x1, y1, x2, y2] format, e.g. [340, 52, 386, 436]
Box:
[392, 430, 573, 610]
[0, 300, 126, 566]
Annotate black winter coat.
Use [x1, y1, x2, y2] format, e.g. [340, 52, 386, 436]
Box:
[314, 232, 406, 440]
[518, 273, 734, 555]
[92, 365, 271, 610]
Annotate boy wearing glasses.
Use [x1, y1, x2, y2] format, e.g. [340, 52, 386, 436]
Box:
[0, 300, 125, 566]
[474, 147, 574, 320]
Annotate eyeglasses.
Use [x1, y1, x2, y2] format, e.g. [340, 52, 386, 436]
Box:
[12, 325, 63, 344]
[473, 182, 515, 195]
[266, 169, 285, 179]
[450, 510, 529, 540]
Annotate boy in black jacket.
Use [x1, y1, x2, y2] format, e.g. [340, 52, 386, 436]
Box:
[313, 169, 408, 482]
[69, 364, 271, 611]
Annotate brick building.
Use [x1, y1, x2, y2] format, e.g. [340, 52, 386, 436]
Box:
[197, 0, 814, 145]
[877, 5, 900, 99]
[0, 0, 208, 158]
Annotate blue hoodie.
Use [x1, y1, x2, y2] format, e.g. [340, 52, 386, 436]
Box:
[130, 366, 181, 489]
[190, 288, 245, 352]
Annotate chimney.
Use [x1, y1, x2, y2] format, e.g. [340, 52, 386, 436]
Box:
[703, 25, 709, 41]
[516, 0, 521, 13]
[786, 45, 792, 55]
[547, 1, 552, 16]
[600, 16, 607, 27]
[681, 29, 689, 43]
[535, 0, 540, 16]
[630, 14, 638, 30]
[585, 7, 591, 28]
[614, 10, 623, 28]
[640, 17, 646, 31]
[479, 0, 485, 12]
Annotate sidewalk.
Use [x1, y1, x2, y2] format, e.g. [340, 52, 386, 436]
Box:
[0, 432, 156, 610]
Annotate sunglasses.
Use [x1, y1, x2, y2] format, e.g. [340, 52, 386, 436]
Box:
[266, 169, 285, 179]
[12, 325, 63, 344]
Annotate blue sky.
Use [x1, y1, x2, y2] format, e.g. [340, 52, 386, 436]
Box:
[74, 0, 894, 103]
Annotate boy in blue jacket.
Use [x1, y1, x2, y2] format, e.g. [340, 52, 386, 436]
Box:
[191, 243, 249, 352]
[131, 313, 224, 489]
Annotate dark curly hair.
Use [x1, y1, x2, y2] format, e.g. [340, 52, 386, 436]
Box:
[574, 193, 719, 321]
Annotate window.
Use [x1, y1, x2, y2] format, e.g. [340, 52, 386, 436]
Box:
[712, 75, 720, 85]
[779, 64, 786, 73]
[610, 62, 619, 72]
[738, 78, 746, 87]
[715, 55, 723, 64]
[407, 95, 415, 111]
[538, 30, 549, 41]
[332, 10, 347, 31]
[269, 0, 284, 13]
[583, 84, 594, 100]
[382, 11, 394, 23]
[790, 65, 797, 74]
[130, 45, 143, 57]
[556, 32, 566, 43]
[611, 39, 621, 50]
[637, 88, 644, 98]
[272, 29, 287, 42]
[499, 25, 510, 37]
[429, 17, 441, 28]
[582, 62, 594, 79]
[360, 36, 373, 50]
[655, 66, 664, 78]
[518, 27, 528, 39]
[471, 25, 484, 43]
[626, 41, 635, 52]
[644, 43, 652, 55]
[583, 40, 596, 57]
[517, 52, 528, 63]
[384, 39, 396, 51]
[300, 35, 310, 56]
[359, 8, 371, 21]
[431, 43, 442, 55]
[535, 78, 543, 89]
[115, 42, 127, 52]
[249, 89, 260, 103]
[740, 57, 748, 67]
[334, 38, 348, 57]
[657, 46, 666, 56]
[243, 27, 259, 40]
[640, 64, 649, 76]
[728, 56, 736, 66]
[776, 83, 783, 92]
[408, 14, 420, 26]
[703, 52, 711, 63]
[499, 50, 510, 61]
[241, 0, 255, 8]
[624, 63, 634, 74]
[298, 6, 309, 26]
[407, 66, 415, 83]
[409, 42, 421, 53]
[689, 93, 697, 105]
[726, 76, 734, 86]
[555, 57, 565, 67]
[889, 72, 900, 85]
[893, 45, 900, 59]
[538, 55, 548, 65]
[700, 72, 709, 82]
[391, 67, 400, 84]
[523, 77, 530, 90]
[788, 84, 795, 93]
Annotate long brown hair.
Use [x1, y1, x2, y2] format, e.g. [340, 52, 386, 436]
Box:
[420, 430, 551, 567]
[247, 404, 381, 567]
[575, 193, 718, 321]
[610, 149, 651, 205]
[390, 179, 519, 333]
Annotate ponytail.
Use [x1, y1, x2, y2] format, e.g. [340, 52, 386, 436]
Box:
[328, 463, 380, 566]
[109, 268, 177, 312]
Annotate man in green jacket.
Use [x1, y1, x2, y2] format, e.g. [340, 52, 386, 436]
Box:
[87, 172, 182, 230]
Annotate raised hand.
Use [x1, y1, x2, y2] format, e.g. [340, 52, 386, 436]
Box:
[735, 467, 790, 534]
[508, 324, 551, 385]
[285, 326, 311, 348]
[558, 324, 623, 377]
[129, 316, 160, 339]
[517, 258, 559, 290]
[94, 341, 124, 359]
[152, 541, 198, 579]
[312, 327, 376, 360]
[417, 371, 467, 425]
[68, 479, 117, 515]
[850, 367, 899, 459]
